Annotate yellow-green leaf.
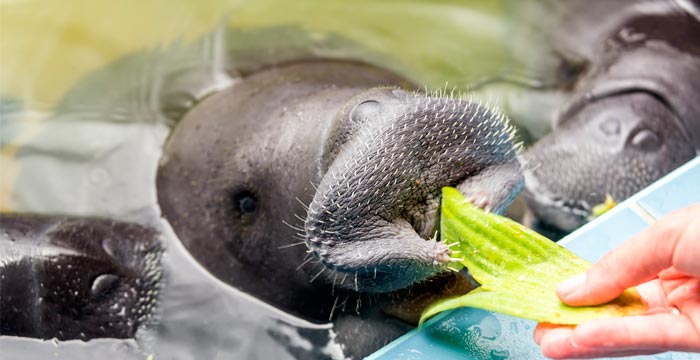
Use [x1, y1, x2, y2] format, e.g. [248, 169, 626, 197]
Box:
[589, 193, 617, 220]
[419, 187, 646, 326]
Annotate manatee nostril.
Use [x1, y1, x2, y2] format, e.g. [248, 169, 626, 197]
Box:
[232, 190, 257, 214]
[90, 274, 120, 300]
[629, 128, 661, 151]
[391, 89, 410, 98]
[599, 118, 620, 135]
[350, 100, 380, 122]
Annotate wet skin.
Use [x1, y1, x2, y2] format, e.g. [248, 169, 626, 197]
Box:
[0, 214, 162, 340]
[523, 3, 700, 234]
[0, 61, 523, 359]
[157, 61, 523, 324]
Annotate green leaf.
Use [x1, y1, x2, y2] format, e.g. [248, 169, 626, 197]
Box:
[419, 187, 647, 326]
[589, 193, 617, 220]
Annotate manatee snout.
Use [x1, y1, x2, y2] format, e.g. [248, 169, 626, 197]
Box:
[157, 62, 523, 319]
[523, 91, 697, 233]
[306, 88, 523, 293]
[521, 11, 700, 235]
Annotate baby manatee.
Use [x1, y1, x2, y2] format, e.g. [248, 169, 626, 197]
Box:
[157, 60, 524, 327]
[522, 1, 700, 234]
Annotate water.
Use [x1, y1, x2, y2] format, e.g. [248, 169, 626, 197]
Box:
[0, 9, 338, 359]
[0, 1, 536, 358]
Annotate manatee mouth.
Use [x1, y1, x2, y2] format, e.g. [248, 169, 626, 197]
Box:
[304, 88, 523, 293]
[521, 187, 592, 232]
[521, 161, 596, 232]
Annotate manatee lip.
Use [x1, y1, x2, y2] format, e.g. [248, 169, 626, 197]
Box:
[305, 91, 523, 292]
[521, 186, 591, 231]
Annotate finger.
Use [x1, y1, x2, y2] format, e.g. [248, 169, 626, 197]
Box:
[535, 322, 667, 358]
[665, 277, 700, 308]
[539, 314, 700, 359]
[540, 329, 667, 360]
[534, 322, 566, 344]
[558, 205, 700, 306]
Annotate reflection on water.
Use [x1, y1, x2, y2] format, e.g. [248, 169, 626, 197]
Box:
[0, 1, 532, 358]
[1, 22, 343, 360]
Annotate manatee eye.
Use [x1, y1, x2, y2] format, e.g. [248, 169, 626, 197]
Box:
[630, 128, 661, 151]
[350, 100, 380, 122]
[232, 190, 257, 214]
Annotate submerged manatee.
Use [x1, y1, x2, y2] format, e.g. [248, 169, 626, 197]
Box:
[522, 2, 700, 233]
[157, 61, 523, 327]
[0, 214, 162, 340]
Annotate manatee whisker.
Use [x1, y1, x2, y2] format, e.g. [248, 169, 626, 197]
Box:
[282, 219, 305, 232]
[448, 266, 460, 272]
[294, 197, 310, 211]
[332, 272, 338, 296]
[310, 268, 326, 283]
[341, 295, 349, 312]
[309, 181, 319, 192]
[328, 295, 340, 321]
[294, 214, 306, 222]
[296, 257, 314, 271]
[277, 241, 307, 250]
[449, 257, 464, 262]
[445, 242, 460, 248]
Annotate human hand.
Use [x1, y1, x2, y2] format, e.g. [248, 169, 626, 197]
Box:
[534, 204, 700, 359]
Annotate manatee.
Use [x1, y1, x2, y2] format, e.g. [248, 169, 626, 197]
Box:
[156, 59, 524, 335]
[519, 1, 700, 234]
[0, 214, 162, 340]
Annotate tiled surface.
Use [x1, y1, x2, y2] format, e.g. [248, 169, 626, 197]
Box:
[636, 161, 700, 219]
[369, 157, 700, 360]
[561, 206, 649, 263]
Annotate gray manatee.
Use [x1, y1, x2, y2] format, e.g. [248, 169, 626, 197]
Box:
[2, 30, 523, 358]
[0, 214, 162, 340]
[156, 60, 524, 326]
[521, 1, 700, 233]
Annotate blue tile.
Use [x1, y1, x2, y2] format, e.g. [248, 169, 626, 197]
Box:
[559, 206, 650, 263]
[371, 308, 697, 360]
[636, 160, 700, 219]
[369, 309, 544, 360]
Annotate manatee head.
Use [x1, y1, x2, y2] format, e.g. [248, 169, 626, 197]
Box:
[156, 62, 523, 319]
[306, 87, 523, 293]
[523, 92, 696, 232]
[0, 215, 162, 340]
[523, 41, 700, 233]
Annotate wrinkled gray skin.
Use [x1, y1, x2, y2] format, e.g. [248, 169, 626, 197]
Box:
[306, 87, 523, 292]
[522, 0, 700, 234]
[157, 61, 523, 322]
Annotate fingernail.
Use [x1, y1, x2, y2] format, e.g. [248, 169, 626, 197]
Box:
[557, 273, 586, 299]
